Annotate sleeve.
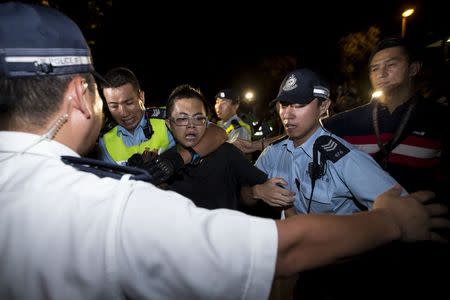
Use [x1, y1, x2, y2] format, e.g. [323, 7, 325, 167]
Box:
[338, 148, 404, 208]
[228, 144, 268, 186]
[255, 146, 274, 174]
[98, 136, 117, 164]
[236, 126, 252, 141]
[117, 183, 278, 300]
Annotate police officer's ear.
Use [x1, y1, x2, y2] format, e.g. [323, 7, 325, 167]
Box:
[319, 99, 331, 117]
[70, 76, 93, 119]
[138, 90, 146, 110]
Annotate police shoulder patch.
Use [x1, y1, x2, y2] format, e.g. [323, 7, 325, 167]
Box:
[61, 156, 152, 182]
[315, 135, 350, 163]
[269, 134, 288, 146]
[230, 119, 241, 129]
[145, 107, 166, 119]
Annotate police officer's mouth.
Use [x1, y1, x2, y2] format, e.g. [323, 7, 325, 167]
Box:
[122, 117, 135, 125]
[284, 121, 296, 129]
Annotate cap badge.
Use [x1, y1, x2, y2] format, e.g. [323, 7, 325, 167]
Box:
[282, 74, 297, 91]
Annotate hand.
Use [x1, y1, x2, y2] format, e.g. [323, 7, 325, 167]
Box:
[254, 178, 296, 208]
[127, 153, 145, 167]
[374, 186, 450, 243]
[127, 150, 157, 167]
[145, 150, 184, 185]
[233, 138, 259, 154]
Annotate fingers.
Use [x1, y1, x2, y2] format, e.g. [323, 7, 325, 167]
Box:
[425, 203, 448, 216]
[383, 185, 403, 197]
[263, 190, 295, 207]
[409, 190, 436, 203]
[270, 177, 288, 186]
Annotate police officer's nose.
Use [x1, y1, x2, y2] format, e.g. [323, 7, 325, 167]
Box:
[281, 107, 295, 119]
[118, 104, 127, 116]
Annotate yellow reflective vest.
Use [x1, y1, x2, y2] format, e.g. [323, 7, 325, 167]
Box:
[103, 118, 170, 164]
[219, 119, 252, 136]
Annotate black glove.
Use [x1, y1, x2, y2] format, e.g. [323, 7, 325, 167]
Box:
[146, 150, 184, 185]
[126, 153, 145, 167]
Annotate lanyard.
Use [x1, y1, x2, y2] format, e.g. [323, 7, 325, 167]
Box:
[372, 98, 417, 169]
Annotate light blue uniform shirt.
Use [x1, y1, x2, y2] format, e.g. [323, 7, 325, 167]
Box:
[255, 127, 401, 215]
[98, 115, 175, 165]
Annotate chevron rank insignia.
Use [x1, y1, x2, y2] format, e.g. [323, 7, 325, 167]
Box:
[317, 136, 350, 163]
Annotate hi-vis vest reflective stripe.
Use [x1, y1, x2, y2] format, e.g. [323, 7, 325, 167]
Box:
[220, 119, 252, 135]
[103, 118, 170, 164]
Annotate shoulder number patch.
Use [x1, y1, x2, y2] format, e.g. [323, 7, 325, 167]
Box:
[315, 135, 350, 163]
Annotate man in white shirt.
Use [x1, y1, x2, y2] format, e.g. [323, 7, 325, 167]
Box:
[0, 2, 448, 300]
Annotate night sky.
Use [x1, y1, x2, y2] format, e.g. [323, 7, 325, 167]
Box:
[30, 0, 450, 113]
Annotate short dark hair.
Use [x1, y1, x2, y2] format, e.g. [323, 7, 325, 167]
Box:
[0, 74, 94, 129]
[369, 37, 420, 64]
[102, 67, 140, 92]
[166, 84, 209, 117]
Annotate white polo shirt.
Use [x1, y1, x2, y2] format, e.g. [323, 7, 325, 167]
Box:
[0, 131, 277, 300]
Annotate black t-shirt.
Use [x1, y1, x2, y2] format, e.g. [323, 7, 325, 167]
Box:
[167, 143, 268, 210]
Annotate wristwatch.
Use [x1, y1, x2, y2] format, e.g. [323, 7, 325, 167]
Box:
[186, 147, 201, 165]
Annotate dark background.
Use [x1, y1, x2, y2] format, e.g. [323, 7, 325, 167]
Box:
[18, 0, 450, 114]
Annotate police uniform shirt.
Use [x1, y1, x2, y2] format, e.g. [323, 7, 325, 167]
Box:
[255, 127, 400, 214]
[98, 114, 176, 165]
[218, 114, 252, 143]
[0, 131, 277, 300]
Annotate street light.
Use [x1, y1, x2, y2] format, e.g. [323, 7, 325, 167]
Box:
[244, 91, 254, 103]
[401, 8, 414, 38]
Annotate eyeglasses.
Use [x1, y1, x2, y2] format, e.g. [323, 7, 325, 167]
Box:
[169, 115, 208, 126]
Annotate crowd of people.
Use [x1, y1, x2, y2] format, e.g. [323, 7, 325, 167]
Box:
[1, 2, 449, 300]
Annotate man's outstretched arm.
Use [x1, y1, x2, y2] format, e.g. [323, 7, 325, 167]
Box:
[274, 187, 449, 277]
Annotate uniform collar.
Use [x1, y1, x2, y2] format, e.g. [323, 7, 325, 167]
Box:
[116, 114, 146, 137]
[222, 114, 238, 126]
[281, 127, 324, 158]
[0, 131, 79, 158]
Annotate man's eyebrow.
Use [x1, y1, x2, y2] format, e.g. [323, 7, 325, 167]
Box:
[174, 112, 205, 116]
[107, 97, 134, 104]
[370, 57, 401, 68]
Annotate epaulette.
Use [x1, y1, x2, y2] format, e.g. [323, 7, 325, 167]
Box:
[99, 119, 117, 137]
[61, 156, 153, 182]
[145, 107, 166, 119]
[230, 119, 242, 129]
[269, 134, 288, 146]
[315, 135, 350, 163]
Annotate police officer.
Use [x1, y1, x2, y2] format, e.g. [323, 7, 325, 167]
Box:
[99, 67, 173, 165]
[1, 3, 448, 300]
[99, 67, 227, 166]
[215, 89, 252, 143]
[245, 69, 402, 215]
